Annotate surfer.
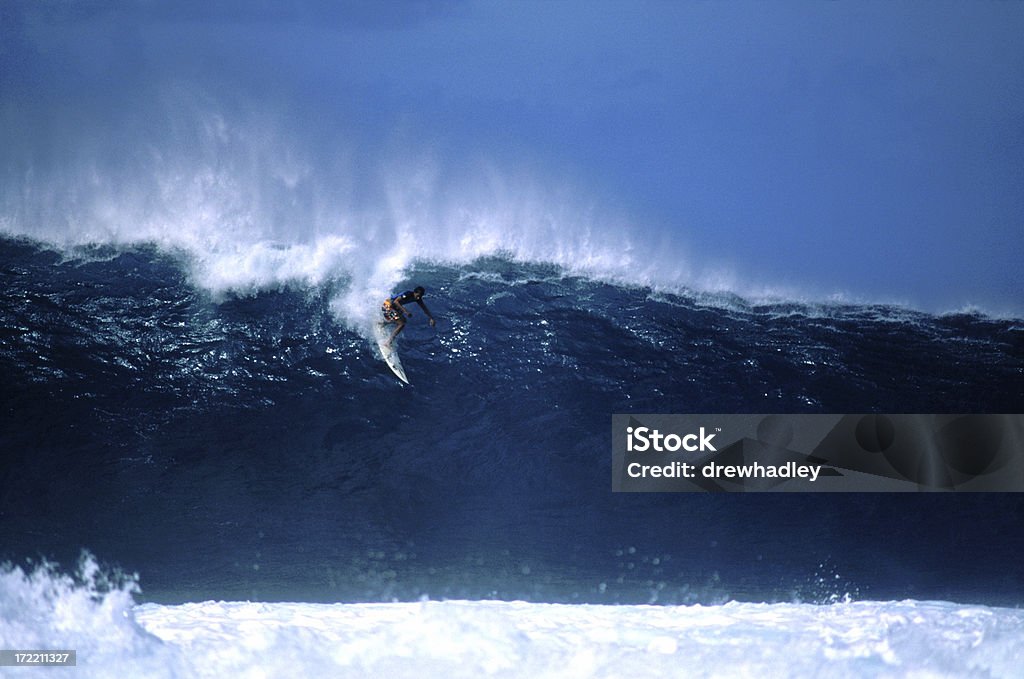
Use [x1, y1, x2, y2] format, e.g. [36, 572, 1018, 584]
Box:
[382, 286, 436, 347]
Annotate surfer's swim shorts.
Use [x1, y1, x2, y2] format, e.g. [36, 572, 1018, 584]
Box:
[382, 299, 402, 322]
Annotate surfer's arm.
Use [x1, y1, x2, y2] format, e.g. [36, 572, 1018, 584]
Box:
[416, 300, 436, 326]
[394, 301, 412, 318]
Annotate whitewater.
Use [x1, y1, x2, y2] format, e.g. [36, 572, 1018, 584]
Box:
[1, 556, 1022, 679]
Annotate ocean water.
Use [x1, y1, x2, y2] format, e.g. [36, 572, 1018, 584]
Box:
[1, 234, 1023, 676]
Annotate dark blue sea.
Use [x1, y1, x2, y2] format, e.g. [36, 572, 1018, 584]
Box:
[1, 235, 1023, 607]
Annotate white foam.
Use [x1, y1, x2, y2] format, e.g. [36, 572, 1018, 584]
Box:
[0, 556, 179, 676]
[0, 95, 711, 328]
[126, 599, 1024, 678]
[3, 94, 1019, 322]
[2, 558, 1022, 678]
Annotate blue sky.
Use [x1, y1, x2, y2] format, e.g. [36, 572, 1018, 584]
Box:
[2, 1, 1022, 314]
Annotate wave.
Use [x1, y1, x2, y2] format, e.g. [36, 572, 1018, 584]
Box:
[2, 237, 1023, 608]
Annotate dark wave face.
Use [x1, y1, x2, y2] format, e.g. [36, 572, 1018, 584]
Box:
[2, 236, 1023, 605]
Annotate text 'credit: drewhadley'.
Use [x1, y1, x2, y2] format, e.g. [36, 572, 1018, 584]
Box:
[612, 414, 1024, 492]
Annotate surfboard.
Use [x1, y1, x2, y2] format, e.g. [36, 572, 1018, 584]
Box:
[374, 322, 409, 384]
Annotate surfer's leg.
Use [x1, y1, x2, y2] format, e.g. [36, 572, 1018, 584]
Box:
[385, 318, 405, 347]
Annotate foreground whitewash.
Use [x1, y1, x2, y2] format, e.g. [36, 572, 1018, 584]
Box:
[2, 558, 1022, 678]
[130, 599, 1024, 678]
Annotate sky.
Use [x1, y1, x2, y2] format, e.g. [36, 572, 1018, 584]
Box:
[2, 1, 1023, 315]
